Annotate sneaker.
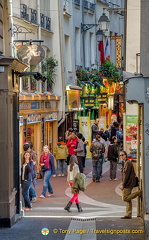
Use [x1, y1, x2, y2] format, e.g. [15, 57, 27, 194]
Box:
[39, 195, 45, 198]
[96, 180, 100, 182]
[47, 194, 52, 197]
[61, 173, 65, 177]
[31, 197, 36, 202]
[57, 173, 62, 177]
[114, 178, 119, 181]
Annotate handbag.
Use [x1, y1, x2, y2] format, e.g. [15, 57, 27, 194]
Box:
[41, 165, 49, 172]
[134, 176, 139, 187]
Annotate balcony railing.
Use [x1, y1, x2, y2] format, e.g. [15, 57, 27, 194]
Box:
[40, 13, 45, 28]
[97, 0, 109, 5]
[30, 8, 37, 24]
[74, 0, 80, 6]
[89, 3, 95, 11]
[46, 17, 51, 31]
[84, 0, 89, 9]
[20, 4, 29, 21]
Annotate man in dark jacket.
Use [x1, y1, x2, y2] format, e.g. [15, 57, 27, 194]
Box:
[119, 150, 142, 219]
[90, 135, 105, 182]
[107, 136, 118, 180]
[91, 120, 99, 141]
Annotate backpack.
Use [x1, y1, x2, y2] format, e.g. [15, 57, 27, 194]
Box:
[72, 173, 86, 192]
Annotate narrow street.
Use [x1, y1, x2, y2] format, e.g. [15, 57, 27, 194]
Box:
[0, 159, 144, 240]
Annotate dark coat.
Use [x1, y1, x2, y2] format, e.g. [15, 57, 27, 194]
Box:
[21, 161, 34, 181]
[91, 123, 99, 140]
[122, 160, 136, 188]
[107, 143, 118, 162]
[90, 141, 105, 160]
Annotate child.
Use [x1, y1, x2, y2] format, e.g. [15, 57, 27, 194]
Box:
[64, 155, 83, 212]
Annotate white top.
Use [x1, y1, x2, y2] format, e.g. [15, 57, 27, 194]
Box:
[67, 163, 79, 182]
[22, 164, 27, 180]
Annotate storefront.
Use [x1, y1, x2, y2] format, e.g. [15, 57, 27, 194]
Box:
[19, 94, 59, 165]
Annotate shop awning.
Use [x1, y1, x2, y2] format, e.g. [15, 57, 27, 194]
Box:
[66, 85, 82, 91]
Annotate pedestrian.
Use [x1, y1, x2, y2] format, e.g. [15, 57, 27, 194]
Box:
[90, 134, 105, 182]
[91, 119, 99, 141]
[64, 155, 83, 212]
[21, 151, 34, 211]
[22, 143, 37, 204]
[53, 137, 68, 176]
[65, 128, 73, 142]
[107, 136, 119, 180]
[82, 136, 87, 169]
[28, 141, 37, 202]
[66, 131, 78, 165]
[75, 133, 84, 173]
[119, 150, 142, 219]
[39, 145, 56, 198]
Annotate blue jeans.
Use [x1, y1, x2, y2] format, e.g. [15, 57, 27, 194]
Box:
[42, 170, 53, 197]
[22, 180, 32, 208]
[92, 159, 103, 181]
[29, 183, 36, 200]
[58, 159, 65, 173]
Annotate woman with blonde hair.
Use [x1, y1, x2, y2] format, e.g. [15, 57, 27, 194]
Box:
[21, 151, 34, 211]
[64, 155, 83, 212]
[39, 145, 56, 198]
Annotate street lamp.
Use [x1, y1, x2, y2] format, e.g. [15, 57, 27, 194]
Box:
[98, 13, 110, 32]
[81, 12, 110, 32]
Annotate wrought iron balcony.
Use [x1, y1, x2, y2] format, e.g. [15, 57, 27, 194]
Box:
[20, 4, 29, 21]
[30, 8, 37, 24]
[84, 0, 89, 9]
[89, 3, 95, 11]
[46, 17, 51, 31]
[74, 0, 80, 6]
[40, 13, 45, 28]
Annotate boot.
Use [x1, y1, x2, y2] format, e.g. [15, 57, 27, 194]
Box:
[64, 201, 72, 212]
[76, 203, 83, 212]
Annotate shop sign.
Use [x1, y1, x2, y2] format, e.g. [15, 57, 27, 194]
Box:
[45, 113, 57, 121]
[97, 93, 107, 103]
[27, 114, 41, 124]
[84, 97, 95, 109]
[20, 102, 40, 110]
[78, 116, 91, 158]
[19, 116, 23, 126]
[126, 115, 138, 141]
[72, 119, 79, 133]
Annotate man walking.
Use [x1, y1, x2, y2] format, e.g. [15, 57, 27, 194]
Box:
[90, 135, 105, 182]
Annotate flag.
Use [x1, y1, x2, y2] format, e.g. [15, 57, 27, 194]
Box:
[105, 38, 110, 60]
[98, 41, 105, 65]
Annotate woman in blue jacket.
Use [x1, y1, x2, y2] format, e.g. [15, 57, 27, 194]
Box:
[21, 151, 34, 211]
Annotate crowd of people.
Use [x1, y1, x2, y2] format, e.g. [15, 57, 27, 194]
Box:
[20, 120, 142, 219]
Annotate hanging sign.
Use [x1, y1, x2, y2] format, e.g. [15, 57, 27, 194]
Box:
[17, 43, 45, 65]
[84, 96, 95, 109]
[97, 93, 107, 103]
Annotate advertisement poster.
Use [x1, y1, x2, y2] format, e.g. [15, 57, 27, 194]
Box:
[126, 115, 138, 141]
[78, 116, 91, 158]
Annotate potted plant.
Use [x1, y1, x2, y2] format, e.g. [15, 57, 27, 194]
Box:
[99, 60, 122, 83]
[42, 56, 58, 90]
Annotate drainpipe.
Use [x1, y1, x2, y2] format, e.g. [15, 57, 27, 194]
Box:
[37, 0, 42, 92]
[58, 0, 66, 127]
[82, 0, 85, 68]
[9, 0, 14, 57]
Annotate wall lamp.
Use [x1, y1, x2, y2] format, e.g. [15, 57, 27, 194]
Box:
[81, 12, 110, 33]
[15, 72, 47, 82]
